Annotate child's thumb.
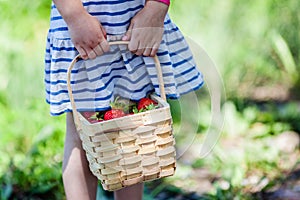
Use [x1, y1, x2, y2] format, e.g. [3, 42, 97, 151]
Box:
[122, 23, 133, 41]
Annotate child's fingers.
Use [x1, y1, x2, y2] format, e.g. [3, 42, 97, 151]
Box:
[134, 38, 146, 56]
[142, 47, 152, 57]
[99, 40, 110, 53]
[93, 45, 103, 56]
[86, 39, 110, 59]
[92, 40, 109, 58]
[122, 23, 133, 41]
[128, 38, 139, 54]
[76, 46, 88, 60]
[88, 50, 97, 59]
[135, 46, 144, 56]
[150, 43, 159, 57]
[76, 44, 95, 60]
[100, 25, 107, 39]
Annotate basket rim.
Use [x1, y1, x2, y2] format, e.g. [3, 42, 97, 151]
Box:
[78, 94, 170, 126]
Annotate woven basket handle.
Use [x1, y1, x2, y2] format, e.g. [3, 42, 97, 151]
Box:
[67, 41, 166, 127]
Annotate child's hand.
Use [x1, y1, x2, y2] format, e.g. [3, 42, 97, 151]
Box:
[67, 12, 109, 60]
[122, 1, 169, 57]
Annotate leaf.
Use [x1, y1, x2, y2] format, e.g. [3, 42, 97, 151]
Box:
[270, 31, 298, 83]
[145, 103, 159, 111]
[132, 106, 139, 114]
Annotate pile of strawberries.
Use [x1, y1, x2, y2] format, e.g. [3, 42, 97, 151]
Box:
[81, 97, 158, 123]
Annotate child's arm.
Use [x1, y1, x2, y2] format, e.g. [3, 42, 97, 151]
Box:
[53, 0, 109, 59]
[122, 0, 169, 57]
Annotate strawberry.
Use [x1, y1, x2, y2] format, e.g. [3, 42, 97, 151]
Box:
[104, 109, 125, 120]
[137, 98, 157, 111]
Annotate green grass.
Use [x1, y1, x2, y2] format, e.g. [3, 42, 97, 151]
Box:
[170, 0, 300, 99]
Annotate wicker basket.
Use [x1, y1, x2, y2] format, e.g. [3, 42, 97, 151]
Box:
[67, 41, 176, 191]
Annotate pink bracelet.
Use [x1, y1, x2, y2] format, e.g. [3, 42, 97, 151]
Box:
[152, 0, 170, 6]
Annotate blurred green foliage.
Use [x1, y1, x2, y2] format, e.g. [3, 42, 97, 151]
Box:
[0, 0, 300, 199]
[170, 0, 300, 99]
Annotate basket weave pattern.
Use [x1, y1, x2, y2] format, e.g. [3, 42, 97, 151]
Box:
[67, 41, 176, 191]
[78, 95, 176, 191]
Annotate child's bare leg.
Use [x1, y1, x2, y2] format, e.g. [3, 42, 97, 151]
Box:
[114, 183, 144, 200]
[63, 112, 98, 200]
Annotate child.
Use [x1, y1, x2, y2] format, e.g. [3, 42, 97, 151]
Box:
[45, 0, 204, 199]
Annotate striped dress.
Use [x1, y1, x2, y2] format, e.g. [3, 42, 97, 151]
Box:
[45, 0, 204, 116]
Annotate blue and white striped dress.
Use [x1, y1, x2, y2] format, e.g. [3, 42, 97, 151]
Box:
[45, 0, 204, 116]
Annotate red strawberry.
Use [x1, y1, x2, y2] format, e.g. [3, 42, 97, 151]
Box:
[104, 109, 125, 120]
[137, 98, 157, 111]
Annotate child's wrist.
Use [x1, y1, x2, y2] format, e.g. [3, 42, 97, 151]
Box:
[145, 0, 169, 12]
[54, 0, 87, 26]
[64, 9, 88, 27]
[147, 0, 170, 6]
